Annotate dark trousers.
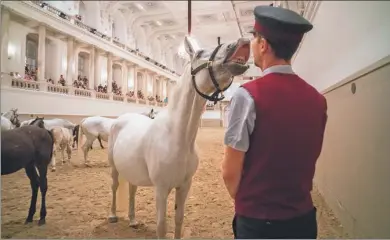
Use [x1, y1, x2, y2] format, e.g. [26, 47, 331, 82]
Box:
[232, 208, 317, 239]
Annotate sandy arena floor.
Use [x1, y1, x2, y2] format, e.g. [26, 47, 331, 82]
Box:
[1, 128, 349, 238]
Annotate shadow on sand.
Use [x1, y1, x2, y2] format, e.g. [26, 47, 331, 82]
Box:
[92, 217, 156, 238]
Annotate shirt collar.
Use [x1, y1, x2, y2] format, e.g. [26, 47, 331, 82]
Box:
[262, 65, 295, 77]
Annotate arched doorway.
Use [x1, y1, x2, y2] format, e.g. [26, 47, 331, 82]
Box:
[112, 63, 122, 94]
[77, 51, 90, 89]
[25, 33, 38, 79]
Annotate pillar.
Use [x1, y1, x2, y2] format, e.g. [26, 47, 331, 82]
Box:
[89, 46, 95, 90]
[1, 8, 10, 74]
[152, 74, 157, 97]
[94, 50, 100, 89]
[37, 25, 46, 81]
[145, 72, 151, 97]
[121, 61, 128, 94]
[107, 53, 113, 92]
[133, 66, 138, 95]
[73, 44, 79, 81]
[66, 37, 74, 85]
[166, 79, 170, 99]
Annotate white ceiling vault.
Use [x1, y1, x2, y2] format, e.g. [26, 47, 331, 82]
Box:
[98, 1, 308, 64]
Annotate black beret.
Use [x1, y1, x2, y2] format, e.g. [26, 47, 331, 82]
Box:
[250, 5, 313, 43]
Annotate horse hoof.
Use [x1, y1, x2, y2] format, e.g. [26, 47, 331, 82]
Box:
[84, 164, 92, 168]
[51, 168, 56, 172]
[24, 219, 33, 224]
[129, 220, 139, 228]
[108, 216, 118, 223]
[38, 218, 46, 226]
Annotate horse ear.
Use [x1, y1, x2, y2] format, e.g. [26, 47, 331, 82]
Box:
[184, 36, 195, 59]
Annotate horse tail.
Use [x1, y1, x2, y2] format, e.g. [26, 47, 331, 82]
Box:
[47, 129, 55, 165]
[78, 118, 86, 149]
[73, 125, 79, 148]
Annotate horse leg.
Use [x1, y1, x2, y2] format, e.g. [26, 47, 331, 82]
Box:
[128, 184, 138, 227]
[51, 145, 57, 172]
[82, 138, 94, 166]
[61, 146, 66, 165]
[174, 179, 192, 239]
[36, 164, 48, 226]
[98, 136, 104, 149]
[155, 187, 171, 239]
[66, 143, 72, 164]
[24, 163, 39, 224]
[108, 167, 119, 223]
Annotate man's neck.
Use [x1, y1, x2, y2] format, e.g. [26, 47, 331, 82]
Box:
[260, 58, 291, 71]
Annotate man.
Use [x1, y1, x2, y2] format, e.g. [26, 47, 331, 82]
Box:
[221, 5, 328, 239]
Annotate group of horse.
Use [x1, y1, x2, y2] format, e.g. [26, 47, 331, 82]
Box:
[1, 108, 157, 224]
[1, 36, 250, 238]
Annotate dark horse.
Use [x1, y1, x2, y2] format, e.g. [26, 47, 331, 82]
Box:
[1, 117, 54, 225]
[72, 125, 104, 149]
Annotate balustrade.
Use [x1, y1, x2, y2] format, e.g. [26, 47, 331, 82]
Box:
[74, 88, 93, 98]
[96, 92, 110, 100]
[113, 95, 124, 102]
[1, 74, 168, 107]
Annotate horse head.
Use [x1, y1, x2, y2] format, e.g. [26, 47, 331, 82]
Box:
[9, 108, 20, 127]
[30, 116, 45, 129]
[182, 35, 250, 103]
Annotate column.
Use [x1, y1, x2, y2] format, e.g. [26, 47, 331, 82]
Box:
[121, 61, 128, 94]
[73, 44, 79, 81]
[89, 46, 95, 90]
[37, 25, 46, 81]
[152, 74, 157, 97]
[143, 71, 148, 96]
[107, 53, 113, 92]
[133, 66, 138, 95]
[1, 8, 10, 74]
[66, 37, 74, 85]
[166, 79, 170, 100]
[94, 50, 100, 89]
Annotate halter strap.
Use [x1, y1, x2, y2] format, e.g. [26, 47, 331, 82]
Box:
[190, 44, 233, 104]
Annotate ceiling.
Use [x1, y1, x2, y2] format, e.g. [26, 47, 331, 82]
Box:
[98, 1, 307, 64]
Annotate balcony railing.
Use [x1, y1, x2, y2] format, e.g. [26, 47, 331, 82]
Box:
[2, 75, 168, 107]
[29, 1, 180, 77]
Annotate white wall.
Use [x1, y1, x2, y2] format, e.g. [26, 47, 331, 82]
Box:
[44, 1, 78, 16]
[293, 1, 390, 92]
[202, 110, 220, 119]
[1, 87, 163, 117]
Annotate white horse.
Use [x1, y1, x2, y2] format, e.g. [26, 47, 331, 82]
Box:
[77, 109, 157, 166]
[50, 126, 73, 171]
[20, 118, 76, 131]
[108, 36, 250, 238]
[1, 109, 20, 131]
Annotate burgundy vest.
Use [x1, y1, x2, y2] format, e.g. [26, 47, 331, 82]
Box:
[235, 72, 327, 220]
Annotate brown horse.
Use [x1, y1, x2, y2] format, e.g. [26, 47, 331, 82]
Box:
[1, 117, 54, 225]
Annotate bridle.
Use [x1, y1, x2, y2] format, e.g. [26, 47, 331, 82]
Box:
[190, 44, 233, 104]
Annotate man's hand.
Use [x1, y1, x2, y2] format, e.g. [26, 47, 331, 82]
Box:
[221, 146, 245, 199]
